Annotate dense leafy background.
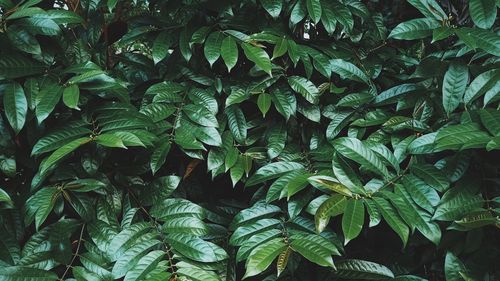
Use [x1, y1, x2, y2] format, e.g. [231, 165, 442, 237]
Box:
[0, 0, 499, 280]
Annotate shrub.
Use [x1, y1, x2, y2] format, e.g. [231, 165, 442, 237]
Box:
[0, 0, 499, 280]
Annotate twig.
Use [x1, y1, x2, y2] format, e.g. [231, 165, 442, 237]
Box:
[59, 224, 85, 280]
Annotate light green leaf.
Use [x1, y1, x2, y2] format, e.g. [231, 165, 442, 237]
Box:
[290, 233, 336, 268]
[243, 238, 286, 279]
[315, 194, 347, 233]
[62, 84, 80, 110]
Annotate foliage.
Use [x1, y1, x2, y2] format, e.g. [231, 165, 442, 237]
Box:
[0, 0, 499, 280]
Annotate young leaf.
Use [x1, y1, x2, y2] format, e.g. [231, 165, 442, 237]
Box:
[243, 238, 287, 279]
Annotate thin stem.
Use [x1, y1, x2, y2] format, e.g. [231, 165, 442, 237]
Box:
[59, 224, 85, 280]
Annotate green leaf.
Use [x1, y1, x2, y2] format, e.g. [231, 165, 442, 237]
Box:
[334, 259, 395, 280]
[407, 0, 447, 21]
[456, 27, 500, 56]
[204, 32, 223, 67]
[220, 36, 238, 72]
[225, 105, 247, 144]
[243, 238, 287, 279]
[272, 36, 288, 59]
[433, 187, 483, 221]
[342, 199, 365, 245]
[95, 134, 127, 149]
[0, 54, 45, 79]
[469, 0, 497, 29]
[388, 18, 440, 40]
[329, 1, 353, 32]
[267, 123, 286, 159]
[62, 84, 80, 110]
[290, 233, 336, 268]
[230, 218, 281, 245]
[32, 125, 91, 156]
[246, 162, 304, 186]
[35, 83, 62, 124]
[123, 250, 165, 281]
[333, 137, 389, 177]
[330, 59, 369, 84]
[24, 187, 60, 229]
[166, 233, 226, 262]
[261, 0, 283, 18]
[445, 252, 469, 281]
[442, 62, 468, 115]
[183, 104, 218, 127]
[410, 163, 449, 192]
[480, 109, 500, 136]
[7, 25, 41, 55]
[373, 197, 409, 247]
[40, 137, 92, 175]
[308, 175, 354, 197]
[271, 87, 296, 120]
[151, 141, 171, 175]
[315, 194, 347, 233]
[364, 199, 381, 227]
[401, 175, 440, 213]
[153, 31, 173, 64]
[0, 266, 58, 281]
[176, 267, 220, 281]
[374, 84, 421, 105]
[3, 82, 27, 134]
[287, 76, 320, 104]
[257, 93, 272, 117]
[463, 69, 500, 105]
[435, 123, 491, 151]
[306, 0, 322, 24]
[241, 42, 272, 75]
